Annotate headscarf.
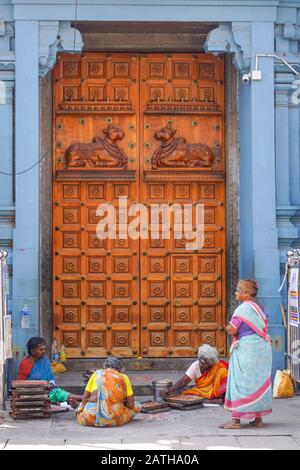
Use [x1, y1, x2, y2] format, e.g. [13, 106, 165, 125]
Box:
[237, 279, 259, 297]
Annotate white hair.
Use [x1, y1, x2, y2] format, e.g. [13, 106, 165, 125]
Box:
[197, 344, 219, 365]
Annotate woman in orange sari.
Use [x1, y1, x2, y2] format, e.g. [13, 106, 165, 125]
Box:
[163, 344, 228, 400]
[76, 357, 140, 427]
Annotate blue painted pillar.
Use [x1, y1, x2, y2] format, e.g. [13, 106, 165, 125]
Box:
[13, 21, 40, 356]
[0, 77, 14, 207]
[275, 81, 298, 267]
[288, 85, 300, 207]
[239, 22, 285, 374]
[0, 75, 14, 318]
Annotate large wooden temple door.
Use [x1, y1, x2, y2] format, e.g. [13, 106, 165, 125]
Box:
[53, 53, 141, 358]
[53, 52, 226, 358]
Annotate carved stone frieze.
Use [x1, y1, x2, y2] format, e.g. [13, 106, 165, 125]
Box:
[151, 123, 214, 169]
[65, 124, 128, 169]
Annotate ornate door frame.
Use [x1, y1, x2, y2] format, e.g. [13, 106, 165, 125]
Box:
[40, 53, 239, 357]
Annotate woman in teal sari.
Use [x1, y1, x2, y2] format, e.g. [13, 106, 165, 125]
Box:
[220, 280, 272, 429]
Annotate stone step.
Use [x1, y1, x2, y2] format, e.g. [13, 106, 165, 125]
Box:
[63, 357, 195, 372]
[56, 370, 183, 397]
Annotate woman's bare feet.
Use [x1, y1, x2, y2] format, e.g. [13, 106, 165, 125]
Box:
[219, 419, 241, 429]
[249, 417, 263, 428]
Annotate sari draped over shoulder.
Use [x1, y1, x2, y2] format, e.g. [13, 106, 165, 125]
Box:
[77, 368, 140, 427]
[182, 361, 228, 400]
[230, 300, 271, 350]
[28, 356, 55, 383]
[225, 301, 273, 420]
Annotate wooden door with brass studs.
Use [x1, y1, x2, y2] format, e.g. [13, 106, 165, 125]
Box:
[53, 52, 226, 358]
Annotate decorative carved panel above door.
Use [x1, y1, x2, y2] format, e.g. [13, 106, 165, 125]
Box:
[53, 52, 226, 358]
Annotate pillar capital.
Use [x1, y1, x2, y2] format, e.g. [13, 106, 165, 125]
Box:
[204, 22, 251, 74]
[39, 21, 83, 77]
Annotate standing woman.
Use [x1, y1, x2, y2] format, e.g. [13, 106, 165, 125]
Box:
[220, 280, 273, 429]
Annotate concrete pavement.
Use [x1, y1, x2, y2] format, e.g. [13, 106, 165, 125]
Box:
[1, 396, 300, 450]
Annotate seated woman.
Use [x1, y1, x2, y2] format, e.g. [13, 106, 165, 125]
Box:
[76, 356, 140, 427]
[17, 337, 82, 408]
[163, 344, 228, 400]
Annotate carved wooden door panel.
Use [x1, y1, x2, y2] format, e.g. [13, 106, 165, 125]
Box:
[53, 52, 226, 358]
[53, 53, 140, 357]
[139, 54, 226, 357]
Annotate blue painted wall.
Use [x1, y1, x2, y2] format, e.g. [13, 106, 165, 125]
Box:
[0, 0, 299, 372]
[239, 20, 287, 375]
[12, 20, 40, 358]
[0, 9, 14, 329]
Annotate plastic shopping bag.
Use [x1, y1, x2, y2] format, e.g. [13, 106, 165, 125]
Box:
[273, 369, 295, 398]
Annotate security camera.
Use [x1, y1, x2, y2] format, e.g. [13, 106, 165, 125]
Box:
[242, 73, 251, 84]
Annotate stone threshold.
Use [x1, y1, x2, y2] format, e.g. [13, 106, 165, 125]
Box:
[56, 369, 184, 397]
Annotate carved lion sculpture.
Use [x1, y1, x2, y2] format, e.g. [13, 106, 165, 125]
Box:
[66, 125, 128, 168]
[151, 123, 214, 169]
